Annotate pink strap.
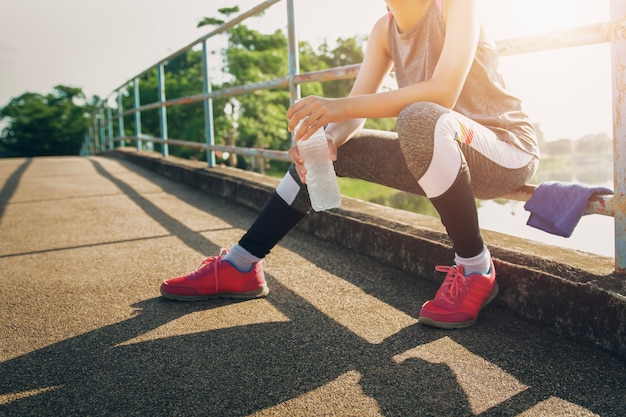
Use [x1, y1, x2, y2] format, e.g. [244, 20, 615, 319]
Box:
[435, 0, 442, 15]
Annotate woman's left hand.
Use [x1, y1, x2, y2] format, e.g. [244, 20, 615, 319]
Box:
[287, 135, 338, 183]
[287, 96, 344, 141]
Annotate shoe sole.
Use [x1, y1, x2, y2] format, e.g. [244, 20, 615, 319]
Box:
[160, 285, 269, 302]
[418, 282, 499, 330]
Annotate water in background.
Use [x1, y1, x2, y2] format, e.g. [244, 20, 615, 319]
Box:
[477, 151, 614, 258]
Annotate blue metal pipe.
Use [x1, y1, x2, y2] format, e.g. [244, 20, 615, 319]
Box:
[133, 78, 143, 151]
[107, 107, 114, 150]
[117, 92, 125, 148]
[611, 0, 626, 273]
[157, 64, 169, 158]
[202, 40, 216, 168]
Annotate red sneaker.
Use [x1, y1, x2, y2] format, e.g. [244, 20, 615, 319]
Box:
[160, 249, 269, 301]
[418, 263, 498, 329]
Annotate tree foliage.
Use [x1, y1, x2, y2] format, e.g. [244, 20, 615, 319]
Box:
[197, 6, 240, 28]
[0, 85, 95, 157]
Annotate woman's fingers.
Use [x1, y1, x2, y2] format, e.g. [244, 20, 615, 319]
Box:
[287, 145, 307, 183]
[287, 96, 329, 141]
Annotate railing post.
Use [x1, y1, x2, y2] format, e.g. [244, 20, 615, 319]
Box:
[117, 91, 125, 148]
[89, 120, 100, 154]
[286, 0, 301, 145]
[202, 40, 216, 168]
[611, 0, 626, 274]
[107, 106, 114, 150]
[157, 64, 169, 157]
[82, 134, 89, 156]
[133, 78, 144, 151]
[99, 108, 106, 153]
[286, 0, 301, 105]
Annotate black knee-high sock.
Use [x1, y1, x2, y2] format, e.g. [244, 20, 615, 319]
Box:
[429, 166, 484, 258]
[238, 192, 307, 258]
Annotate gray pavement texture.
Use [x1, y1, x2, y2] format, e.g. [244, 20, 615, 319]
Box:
[0, 155, 625, 417]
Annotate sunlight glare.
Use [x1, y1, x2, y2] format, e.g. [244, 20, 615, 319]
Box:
[481, 0, 609, 38]
[115, 299, 290, 347]
[518, 397, 601, 417]
[249, 371, 384, 417]
[394, 337, 528, 415]
[0, 386, 63, 406]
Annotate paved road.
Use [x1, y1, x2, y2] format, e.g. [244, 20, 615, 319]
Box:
[0, 156, 624, 417]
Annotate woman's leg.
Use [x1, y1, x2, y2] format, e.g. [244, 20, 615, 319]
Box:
[237, 164, 311, 259]
[337, 103, 537, 260]
[160, 165, 312, 301]
[333, 102, 538, 328]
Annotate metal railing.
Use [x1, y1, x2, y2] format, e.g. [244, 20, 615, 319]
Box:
[81, 0, 626, 274]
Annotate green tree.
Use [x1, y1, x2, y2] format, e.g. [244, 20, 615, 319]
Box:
[197, 6, 240, 28]
[298, 42, 327, 98]
[0, 85, 94, 157]
[225, 24, 291, 152]
[316, 36, 365, 98]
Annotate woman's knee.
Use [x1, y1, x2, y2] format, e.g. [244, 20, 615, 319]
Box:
[396, 102, 451, 179]
[397, 102, 449, 148]
[398, 101, 447, 119]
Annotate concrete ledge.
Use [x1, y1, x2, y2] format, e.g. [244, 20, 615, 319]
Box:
[104, 148, 626, 359]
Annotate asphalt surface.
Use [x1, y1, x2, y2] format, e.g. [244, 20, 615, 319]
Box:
[0, 156, 624, 417]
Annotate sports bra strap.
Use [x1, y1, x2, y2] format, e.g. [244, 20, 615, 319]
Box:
[436, 0, 442, 15]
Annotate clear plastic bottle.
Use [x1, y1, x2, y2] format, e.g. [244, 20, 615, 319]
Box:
[296, 127, 342, 211]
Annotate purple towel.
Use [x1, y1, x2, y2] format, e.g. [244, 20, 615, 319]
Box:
[523, 181, 613, 237]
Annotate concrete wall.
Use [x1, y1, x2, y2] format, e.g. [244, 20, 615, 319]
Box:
[105, 148, 626, 359]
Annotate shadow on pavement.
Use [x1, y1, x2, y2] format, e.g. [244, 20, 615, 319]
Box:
[0, 158, 31, 222]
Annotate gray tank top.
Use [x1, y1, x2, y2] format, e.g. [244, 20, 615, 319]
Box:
[388, 0, 539, 157]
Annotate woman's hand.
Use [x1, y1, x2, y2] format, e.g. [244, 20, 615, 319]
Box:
[288, 135, 338, 184]
[287, 96, 345, 141]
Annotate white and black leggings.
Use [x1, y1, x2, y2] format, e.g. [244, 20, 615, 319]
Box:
[239, 102, 538, 259]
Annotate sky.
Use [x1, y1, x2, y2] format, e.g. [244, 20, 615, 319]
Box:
[0, 0, 614, 142]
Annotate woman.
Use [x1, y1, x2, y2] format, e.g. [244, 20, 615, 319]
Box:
[160, 0, 540, 329]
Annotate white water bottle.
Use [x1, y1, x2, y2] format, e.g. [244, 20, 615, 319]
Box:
[296, 127, 342, 211]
